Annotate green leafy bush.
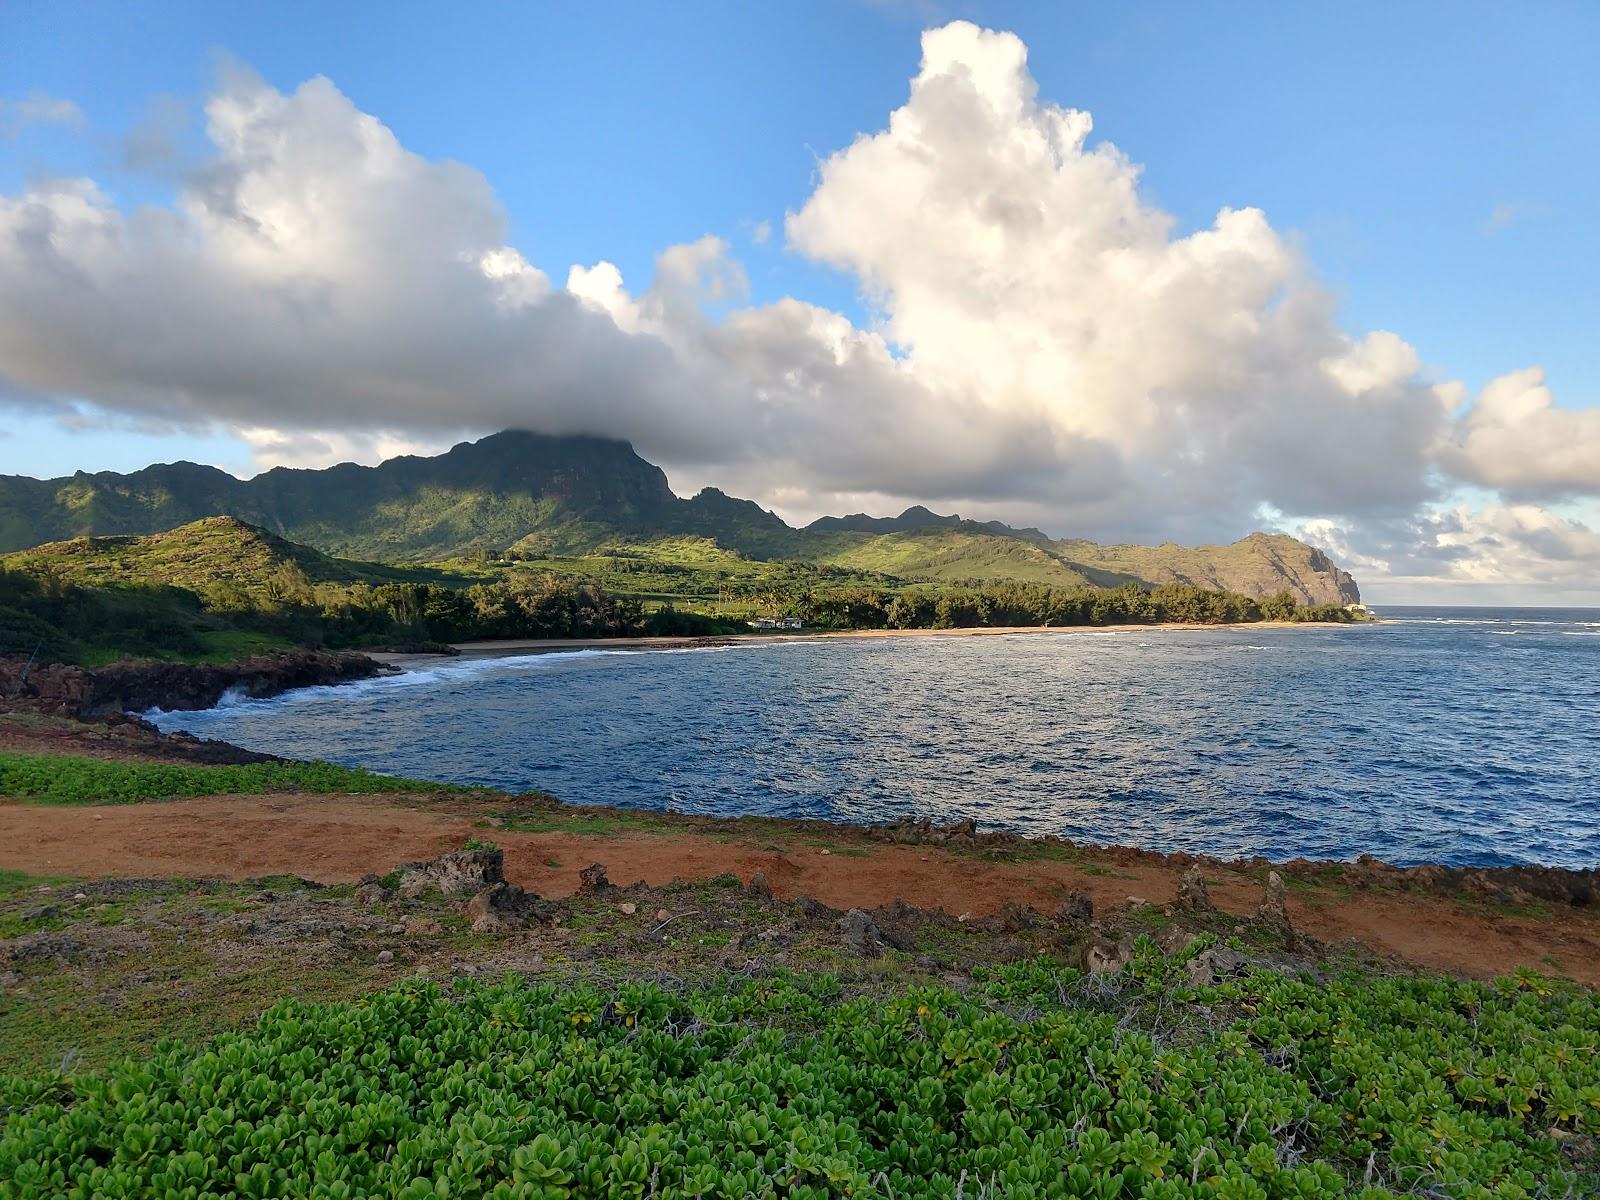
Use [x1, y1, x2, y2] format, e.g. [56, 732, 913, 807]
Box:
[1, 958, 1594, 1197]
[0, 751, 445, 805]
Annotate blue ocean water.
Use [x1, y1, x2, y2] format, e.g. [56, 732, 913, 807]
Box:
[149, 607, 1600, 868]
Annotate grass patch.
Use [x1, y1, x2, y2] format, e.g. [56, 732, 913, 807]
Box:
[799, 841, 873, 858]
[0, 869, 69, 897]
[975, 840, 1080, 864]
[499, 807, 678, 837]
[0, 939, 380, 1077]
[0, 750, 453, 805]
[1072, 862, 1137, 879]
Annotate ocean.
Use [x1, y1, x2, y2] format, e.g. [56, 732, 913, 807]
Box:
[148, 606, 1600, 869]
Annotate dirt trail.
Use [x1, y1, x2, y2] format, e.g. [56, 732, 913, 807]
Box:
[4, 793, 1596, 985]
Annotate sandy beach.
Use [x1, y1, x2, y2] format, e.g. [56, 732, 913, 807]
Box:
[367, 619, 1339, 664]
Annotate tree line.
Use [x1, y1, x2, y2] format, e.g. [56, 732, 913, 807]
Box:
[2, 562, 1358, 666]
[0, 565, 739, 664]
[790, 580, 1355, 630]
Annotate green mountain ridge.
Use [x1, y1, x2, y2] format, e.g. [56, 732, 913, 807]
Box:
[805, 505, 1052, 544]
[0, 430, 1361, 603]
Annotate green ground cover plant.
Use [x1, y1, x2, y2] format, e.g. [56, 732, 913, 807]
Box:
[0, 751, 446, 804]
[1, 950, 1594, 1199]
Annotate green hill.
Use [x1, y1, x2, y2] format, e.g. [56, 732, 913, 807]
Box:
[1057, 532, 1362, 603]
[797, 528, 1100, 588]
[0, 516, 440, 591]
[0, 431, 1361, 604]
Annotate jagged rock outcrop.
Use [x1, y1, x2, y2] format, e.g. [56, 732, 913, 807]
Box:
[354, 875, 388, 906]
[1177, 864, 1214, 911]
[1346, 855, 1598, 908]
[1255, 871, 1291, 928]
[467, 882, 551, 933]
[839, 909, 888, 957]
[398, 848, 505, 899]
[577, 863, 612, 894]
[1184, 946, 1253, 986]
[1084, 932, 1137, 974]
[872, 815, 1015, 849]
[1055, 893, 1094, 925]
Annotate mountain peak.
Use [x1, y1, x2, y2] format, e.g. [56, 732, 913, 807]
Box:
[0, 430, 1361, 601]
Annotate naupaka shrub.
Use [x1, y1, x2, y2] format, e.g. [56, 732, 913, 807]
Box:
[2, 949, 1595, 1198]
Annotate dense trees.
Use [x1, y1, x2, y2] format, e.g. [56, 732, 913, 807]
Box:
[0, 567, 211, 662]
[792, 579, 1354, 632]
[0, 568, 737, 664]
[196, 572, 738, 648]
[2, 561, 1360, 667]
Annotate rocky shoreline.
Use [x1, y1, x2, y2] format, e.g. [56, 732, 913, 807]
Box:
[0, 650, 388, 719]
[865, 814, 1599, 909]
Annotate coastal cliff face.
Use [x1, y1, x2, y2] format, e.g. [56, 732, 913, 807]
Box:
[0, 651, 385, 718]
[1058, 532, 1361, 606]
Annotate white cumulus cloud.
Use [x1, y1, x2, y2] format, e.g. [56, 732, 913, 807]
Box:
[1438, 367, 1600, 497]
[0, 24, 1594, 596]
[1301, 504, 1600, 603]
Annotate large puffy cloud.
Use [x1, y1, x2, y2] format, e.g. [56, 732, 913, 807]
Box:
[0, 70, 708, 450]
[786, 23, 1459, 522]
[0, 24, 1594, 593]
[1438, 368, 1600, 497]
[0, 63, 1088, 511]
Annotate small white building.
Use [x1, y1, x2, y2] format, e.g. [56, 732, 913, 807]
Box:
[747, 617, 804, 630]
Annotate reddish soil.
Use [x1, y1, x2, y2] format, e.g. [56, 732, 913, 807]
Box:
[4, 793, 1597, 985]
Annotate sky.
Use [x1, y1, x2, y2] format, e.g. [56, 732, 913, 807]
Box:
[1, 1, 1597, 603]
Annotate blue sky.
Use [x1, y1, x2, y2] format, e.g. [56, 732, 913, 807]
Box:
[2, 2, 1598, 599]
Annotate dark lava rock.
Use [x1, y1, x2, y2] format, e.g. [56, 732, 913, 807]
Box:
[3, 933, 87, 963]
[354, 874, 388, 906]
[870, 814, 1018, 850]
[0, 650, 388, 719]
[576, 863, 612, 894]
[1184, 946, 1251, 986]
[467, 883, 551, 933]
[839, 909, 888, 957]
[1055, 893, 1094, 925]
[796, 896, 839, 920]
[996, 900, 1042, 933]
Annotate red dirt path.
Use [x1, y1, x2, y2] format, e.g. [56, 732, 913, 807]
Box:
[4, 793, 1597, 985]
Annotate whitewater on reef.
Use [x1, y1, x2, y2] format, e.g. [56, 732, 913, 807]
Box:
[148, 607, 1600, 869]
